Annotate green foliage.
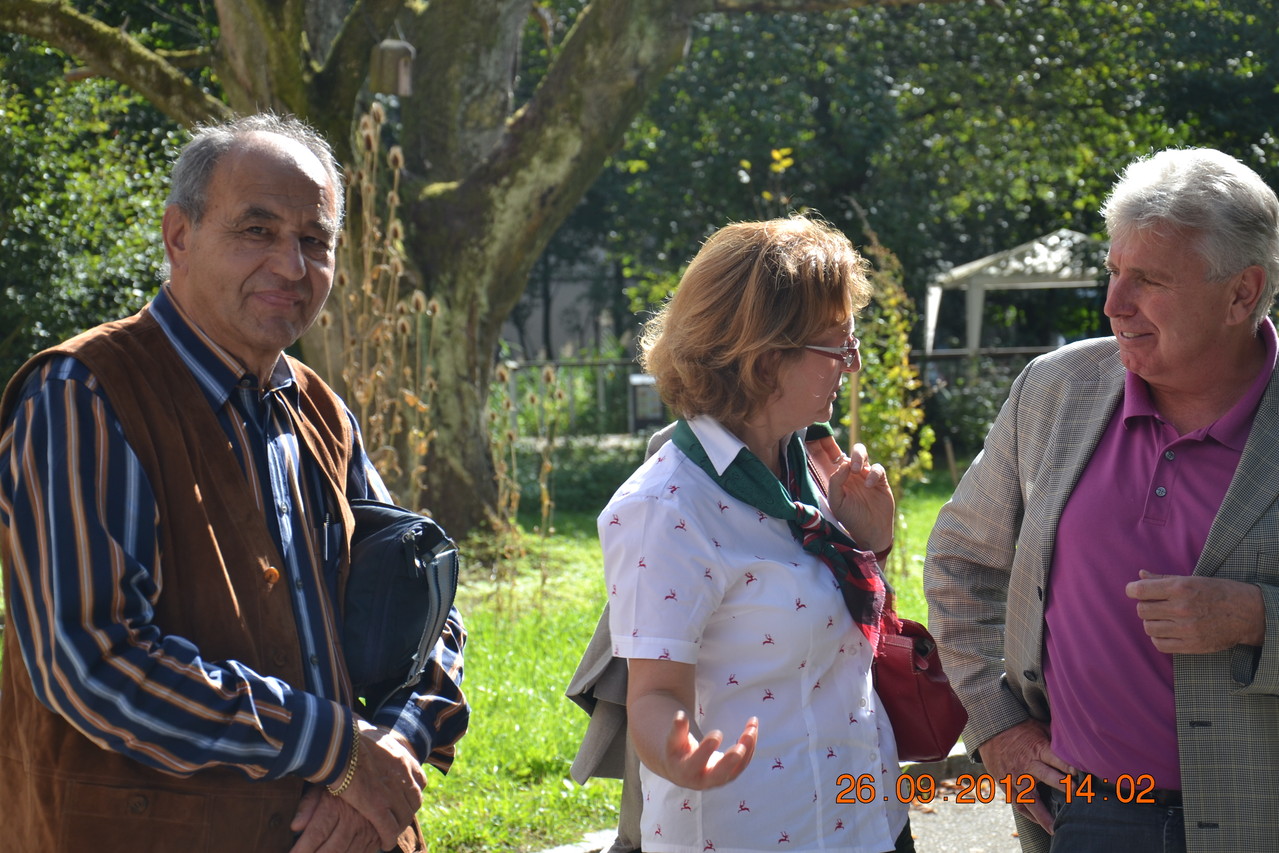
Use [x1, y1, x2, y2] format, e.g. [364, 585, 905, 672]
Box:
[923, 356, 1028, 460]
[480, 348, 649, 570]
[497, 355, 635, 440]
[603, 1, 1279, 340]
[8, 0, 1279, 538]
[512, 435, 647, 517]
[893, 476, 955, 626]
[0, 35, 178, 381]
[610, 12, 876, 302]
[846, 225, 935, 576]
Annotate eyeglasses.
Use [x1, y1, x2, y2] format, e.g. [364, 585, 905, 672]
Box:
[803, 335, 861, 372]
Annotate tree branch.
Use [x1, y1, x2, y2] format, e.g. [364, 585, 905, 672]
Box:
[157, 48, 215, 70]
[398, 0, 530, 180]
[313, 0, 405, 122]
[0, 0, 230, 127]
[711, 0, 967, 10]
[432, 0, 700, 315]
[415, 0, 959, 328]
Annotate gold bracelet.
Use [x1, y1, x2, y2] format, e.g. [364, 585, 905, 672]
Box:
[327, 719, 360, 796]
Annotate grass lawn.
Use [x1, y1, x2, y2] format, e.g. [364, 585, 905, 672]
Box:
[419, 514, 625, 852]
[891, 473, 959, 623]
[421, 476, 956, 851]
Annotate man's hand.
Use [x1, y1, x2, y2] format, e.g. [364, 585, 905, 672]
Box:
[289, 786, 381, 853]
[332, 721, 427, 851]
[977, 719, 1074, 835]
[1126, 571, 1265, 653]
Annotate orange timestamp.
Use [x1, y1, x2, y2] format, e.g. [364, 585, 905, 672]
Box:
[836, 773, 1033, 805]
[1060, 773, 1159, 804]
[835, 772, 1159, 805]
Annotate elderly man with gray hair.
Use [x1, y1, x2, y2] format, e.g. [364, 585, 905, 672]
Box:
[0, 114, 467, 853]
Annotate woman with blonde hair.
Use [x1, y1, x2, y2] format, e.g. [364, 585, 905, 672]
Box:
[600, 216, 910, 852]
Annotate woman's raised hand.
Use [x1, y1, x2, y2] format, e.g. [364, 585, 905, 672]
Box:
[827, 442, 894, 554]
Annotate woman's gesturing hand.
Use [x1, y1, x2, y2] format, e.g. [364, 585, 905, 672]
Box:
[627, 658, 758, 790]
[656, 711, 759, 791]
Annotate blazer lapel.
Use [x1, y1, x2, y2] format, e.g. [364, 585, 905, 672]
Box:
[1196, 365, 1279, 576]
[1031, 350, 1127, 574]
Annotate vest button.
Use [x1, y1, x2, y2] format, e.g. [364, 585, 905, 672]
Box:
[128, 794, 149, 814]
[264, 566, 281, 585]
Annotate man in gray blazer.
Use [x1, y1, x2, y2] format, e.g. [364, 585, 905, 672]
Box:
[926, 147, 1279, 853]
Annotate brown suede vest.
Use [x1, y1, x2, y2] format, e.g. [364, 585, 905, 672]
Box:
[0, 308, 365, 852]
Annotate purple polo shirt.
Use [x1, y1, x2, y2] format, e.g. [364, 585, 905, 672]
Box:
[1043, 319, 1277, 791]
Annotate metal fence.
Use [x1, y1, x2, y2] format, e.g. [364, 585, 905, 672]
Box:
[501, 346, 1053, 438]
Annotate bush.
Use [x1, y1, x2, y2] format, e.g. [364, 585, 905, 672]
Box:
[495, 355, 637, 440]
[922, 356, 1026, 459]
[513, 435, 648, 519]
[0, 39, 179, 381]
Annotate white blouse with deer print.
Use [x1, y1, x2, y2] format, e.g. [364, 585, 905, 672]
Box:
[600, 416, 906, 853]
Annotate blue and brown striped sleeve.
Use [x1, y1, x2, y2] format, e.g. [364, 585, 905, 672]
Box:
[0, 358, 349, 786]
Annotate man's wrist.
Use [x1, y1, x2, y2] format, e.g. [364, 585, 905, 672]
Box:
[326, 718, 361, 796]
[1242, 582, 1266, 647]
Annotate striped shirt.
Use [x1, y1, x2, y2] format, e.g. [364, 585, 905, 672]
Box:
[0, 286, 467, 787]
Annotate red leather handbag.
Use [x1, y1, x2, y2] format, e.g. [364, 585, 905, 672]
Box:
[873, 610, 968, 763]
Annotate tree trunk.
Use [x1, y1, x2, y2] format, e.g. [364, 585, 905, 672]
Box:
[384, 0, 707, 534]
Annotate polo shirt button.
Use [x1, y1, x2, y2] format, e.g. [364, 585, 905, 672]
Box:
[1155, 486, 1167, 497]
[1164, 450, 1176, 460]
[277, 502, 289, 515]
[309, 654, 319, 666]
[263, 566, 281, 585]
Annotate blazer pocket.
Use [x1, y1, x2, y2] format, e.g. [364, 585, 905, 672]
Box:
[1251, 551, 1279, 583]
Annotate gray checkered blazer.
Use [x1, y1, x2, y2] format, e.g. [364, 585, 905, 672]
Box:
[925, 336, 1279, 853]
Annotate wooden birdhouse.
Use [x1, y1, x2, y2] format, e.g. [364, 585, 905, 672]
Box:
[370, 39, 415, 96]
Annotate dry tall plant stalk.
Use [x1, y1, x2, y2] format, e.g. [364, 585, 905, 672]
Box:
[485, 363, 527, 574]
[318, 106, 440, 513]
